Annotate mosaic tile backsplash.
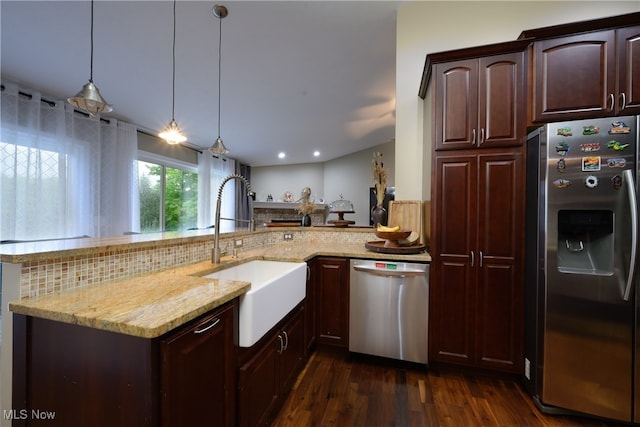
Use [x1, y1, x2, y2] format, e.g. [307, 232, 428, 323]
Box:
[15, 229, 374, 299]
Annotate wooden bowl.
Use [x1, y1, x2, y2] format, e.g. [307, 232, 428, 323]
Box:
[374, 229, 411, 242]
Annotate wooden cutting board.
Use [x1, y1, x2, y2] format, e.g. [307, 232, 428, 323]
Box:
[388, 200, 429, 247]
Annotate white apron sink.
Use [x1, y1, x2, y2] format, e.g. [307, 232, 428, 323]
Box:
[204, 260, 306, 347]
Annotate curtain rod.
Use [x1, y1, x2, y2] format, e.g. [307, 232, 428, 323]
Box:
[1, 84, 111, 124]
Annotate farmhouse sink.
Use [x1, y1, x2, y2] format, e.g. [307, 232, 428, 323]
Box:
[204, 260, 307, 347]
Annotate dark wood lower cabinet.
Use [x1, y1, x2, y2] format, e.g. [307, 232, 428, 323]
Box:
[314, 257, 349, 349]
[12, 300, 237, 427]
[237, 303, 305, 427]
[161, 303, 235, 427]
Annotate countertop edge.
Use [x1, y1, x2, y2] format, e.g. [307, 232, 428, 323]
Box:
[9, 242, 430, 339]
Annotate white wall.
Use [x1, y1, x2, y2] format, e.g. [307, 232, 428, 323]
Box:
[252, 140, 395, 226]
[323, 140, 395, 226]
[395, 1, 640, 201]
[251, 163, 325, 203]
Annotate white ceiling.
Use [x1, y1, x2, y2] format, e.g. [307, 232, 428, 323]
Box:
[1, 0, 403, 167]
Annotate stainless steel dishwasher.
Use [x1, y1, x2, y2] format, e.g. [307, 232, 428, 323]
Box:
[349, 259, 429, 364]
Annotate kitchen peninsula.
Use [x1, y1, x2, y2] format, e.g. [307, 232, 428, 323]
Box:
[1, 227, 430, 426]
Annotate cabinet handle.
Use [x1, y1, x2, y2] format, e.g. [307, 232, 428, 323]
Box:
[620, 93, 627, 111]
[470, 251, 475, 267]
[479, 128, 485, 146]
[479, 251, 483, 268]
[282, 330, 289, 351]
[277, 334, 284, 354]
[193, 318, 221, 334]
[608, 93, 615, 112]
[306, 265, 311, 281]
[472, 129, 476, 145]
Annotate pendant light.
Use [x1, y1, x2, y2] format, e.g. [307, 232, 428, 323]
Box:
[159, 0, 187, 145]
[68, 0, 112, 116]
[209, 4, 229, 155]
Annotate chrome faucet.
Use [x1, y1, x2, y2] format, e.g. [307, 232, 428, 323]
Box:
[213, 174, 255, 264]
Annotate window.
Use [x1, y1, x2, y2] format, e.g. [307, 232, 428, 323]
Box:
[138, 156, 198, 233]
[1, 82, 139, 240]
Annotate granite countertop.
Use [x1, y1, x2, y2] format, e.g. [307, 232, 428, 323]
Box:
[9, 241, 430, 339]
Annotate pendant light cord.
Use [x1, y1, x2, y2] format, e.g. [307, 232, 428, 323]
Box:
[89, 0, 94, 83]
[217, 12, 223, 139]
[171, 0, 177, 120]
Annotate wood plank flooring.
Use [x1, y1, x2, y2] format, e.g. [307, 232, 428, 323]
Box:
[271, 349, 628, 427]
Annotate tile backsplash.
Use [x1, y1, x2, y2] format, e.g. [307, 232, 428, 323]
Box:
[14, 229, 373, 299]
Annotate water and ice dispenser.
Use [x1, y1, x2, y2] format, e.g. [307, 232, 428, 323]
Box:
[557, 210, 614, 275]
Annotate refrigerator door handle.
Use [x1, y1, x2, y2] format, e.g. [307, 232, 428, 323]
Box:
[623, 169, 637, 301]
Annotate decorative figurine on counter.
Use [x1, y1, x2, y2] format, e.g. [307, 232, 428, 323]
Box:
[296, 187, 315, 227]
[371, 151, 389, 226]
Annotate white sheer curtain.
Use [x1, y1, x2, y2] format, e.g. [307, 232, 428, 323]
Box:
[197, 153, 235, 231]
[0, 81, 139, 241]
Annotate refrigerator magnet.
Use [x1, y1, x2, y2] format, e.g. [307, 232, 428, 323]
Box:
[557, 127, 572, 136]
[555, 141, 570, 156]
[582, 125, 600, 135]
[609, 121, 630, 134]
[582, 156, 601, 171]
[607, 140, 630, 151]
[580, 142, 600, 152]
[556, 159, 566, 172]
[611, 175, 622, 190]
[553, 179, 571, 188]
[607, 158, 626, 168]
[585, 175, 599, 188]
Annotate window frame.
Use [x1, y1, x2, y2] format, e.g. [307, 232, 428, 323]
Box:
[137, 150, 198, 233]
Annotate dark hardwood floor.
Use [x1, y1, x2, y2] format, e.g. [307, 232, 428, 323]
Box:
[271, 348, 627, 427]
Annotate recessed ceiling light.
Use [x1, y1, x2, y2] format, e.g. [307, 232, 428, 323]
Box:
[313, 150, 320, 157]
[278, 152, 286, 159]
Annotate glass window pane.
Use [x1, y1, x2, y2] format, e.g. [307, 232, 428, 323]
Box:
[138, 161, 161, 233]
[164, 166, 198, 231]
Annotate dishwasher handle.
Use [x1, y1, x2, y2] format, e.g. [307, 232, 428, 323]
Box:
[353, 264, 426, 278]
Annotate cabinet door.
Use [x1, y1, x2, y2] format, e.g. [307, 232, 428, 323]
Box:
[280, 305, 305, 392]
[617, 26, 640, 115]
[305, 260, 315, 354]
[532, 30, 616, 122]
[478, 52, 525, 148]
[238, 334, 280, 427]
[429, 153, 477, 365]
[315, 257, 349, 348]
[161, 303, 235, 427]
[434, 59, 478, 150]
[475, 151, 524, 373]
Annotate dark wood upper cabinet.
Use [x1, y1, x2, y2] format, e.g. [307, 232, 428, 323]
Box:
[530, 24, 640, 121]
[617, 26, 640, 115]
[434, 51, 526, 151]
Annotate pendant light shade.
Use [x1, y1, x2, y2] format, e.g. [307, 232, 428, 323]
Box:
[68, 81, 112, 116]
[209, 4, 229, 156]
[209, 137, 229, 155]
[159, 119, 187, 145]
[68, 0, 112, 116]
[159, 0, 186, 145]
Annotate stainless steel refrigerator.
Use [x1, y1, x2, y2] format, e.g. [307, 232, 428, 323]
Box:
[524, 116, 639, 423]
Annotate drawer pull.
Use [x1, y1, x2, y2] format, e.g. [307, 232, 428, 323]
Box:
[194, 318, 221, 334]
